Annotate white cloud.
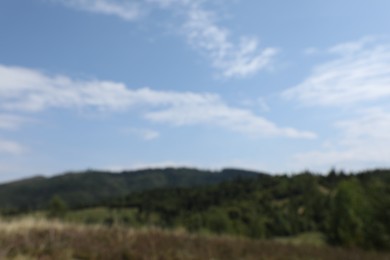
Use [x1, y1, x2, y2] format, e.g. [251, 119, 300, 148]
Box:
[53, 0, 277, 78]
[145, 101, 315, 139]
[283, 37, 390, 106]
[292, 107, 390, 170]
[0, 64, 314, 139]
[283, 37, 390, 170]
[335, 107, 390, 143]
[0, 139, 25, 155]
[56, 0, 142, 20]
[180, 3, 278, 78]
[328, 36, 375, 55]
[0, 64, 220, 112]
[0, 64, 135, 111]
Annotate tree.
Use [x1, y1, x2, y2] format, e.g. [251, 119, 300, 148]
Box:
[47, 195, 68, 219]
[327, 179, 367, 247]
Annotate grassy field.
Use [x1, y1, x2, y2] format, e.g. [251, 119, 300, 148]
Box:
[0, 217, 389, 260]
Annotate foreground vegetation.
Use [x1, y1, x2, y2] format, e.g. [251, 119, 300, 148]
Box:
[1, 217, 389, 260]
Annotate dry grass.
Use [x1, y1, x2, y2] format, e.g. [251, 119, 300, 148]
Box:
[0, 217, 389, 260]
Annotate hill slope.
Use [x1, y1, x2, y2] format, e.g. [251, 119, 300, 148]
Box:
[0, 167, 262, 211]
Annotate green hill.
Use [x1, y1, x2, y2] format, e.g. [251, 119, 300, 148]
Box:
[0, 167, 262, 212]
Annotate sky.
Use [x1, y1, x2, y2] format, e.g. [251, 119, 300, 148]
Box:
[1, 0, 390, 182]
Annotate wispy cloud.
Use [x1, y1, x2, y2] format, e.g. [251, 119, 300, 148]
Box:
[55, 0, 142, 20]
[283, 37, 390, 106]
[180, 2, 278, 78]
[0, 64, 135, 111]
[53, 0, 277, 78]
[0, 139, 25, 155]
[283, 37, 390, 170]
[292, 107, 390, 170]
[0, 64, 314, 139]
[145, 101, 315, 139]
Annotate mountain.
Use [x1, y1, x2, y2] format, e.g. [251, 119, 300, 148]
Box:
[0, 167, 264, 212]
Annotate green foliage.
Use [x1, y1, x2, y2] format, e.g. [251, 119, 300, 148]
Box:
[325, 175, 390, 250]
[64, 207, 140, 226]
[47, 195, 68, 219]
[327, 180, 366, 247]
[203, 208, 233, 234]
[111, 170, 390, 251]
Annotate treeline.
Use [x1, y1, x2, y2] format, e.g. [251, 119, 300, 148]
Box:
[103, 169, 390, 250]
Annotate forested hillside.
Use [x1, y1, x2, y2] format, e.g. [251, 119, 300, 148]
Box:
[0, 168, 260, 211]
[103, 169, 390, 250]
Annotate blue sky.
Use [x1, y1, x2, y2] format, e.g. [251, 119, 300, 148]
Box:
[1, 0, 390, 182]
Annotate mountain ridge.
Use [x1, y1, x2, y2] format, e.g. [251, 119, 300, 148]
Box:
[0, 167, 265, 212]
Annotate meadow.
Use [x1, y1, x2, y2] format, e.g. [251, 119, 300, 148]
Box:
[0, 217, 389, 260]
